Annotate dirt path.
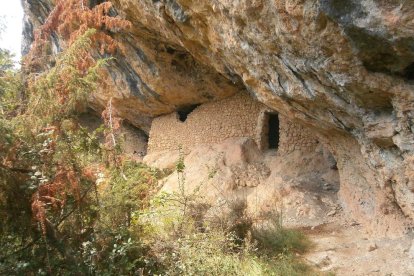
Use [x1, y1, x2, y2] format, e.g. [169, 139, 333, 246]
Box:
[303, 221, 414, 275]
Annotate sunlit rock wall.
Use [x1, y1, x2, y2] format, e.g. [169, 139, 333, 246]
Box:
[23, 0, 414, 235]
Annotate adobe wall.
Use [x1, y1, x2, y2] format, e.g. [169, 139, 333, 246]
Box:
[147, 93, 318, 154]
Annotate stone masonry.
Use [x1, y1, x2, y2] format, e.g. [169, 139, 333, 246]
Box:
[148, 92, 318, 154]
[277, 119, 319, 155]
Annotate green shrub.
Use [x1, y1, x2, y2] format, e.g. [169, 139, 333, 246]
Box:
[252, 216, 312, 256]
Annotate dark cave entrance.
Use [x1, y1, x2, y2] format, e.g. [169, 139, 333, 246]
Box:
[121, 121, 149, 158]
[261, 112, 280, 151]
[177, 104, 200, 122]
[402, 62, 414, 81]
[267, 113, 280, 149]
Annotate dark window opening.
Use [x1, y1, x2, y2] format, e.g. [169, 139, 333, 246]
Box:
[268, 113, 280, 149]
[177, 104, 200, 122]
[402, 62, 414, 81]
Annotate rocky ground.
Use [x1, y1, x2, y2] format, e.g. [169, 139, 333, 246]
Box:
[144, 137, 414, 275]
[304, 221, 414, 275]
[145, 137, 340, 227]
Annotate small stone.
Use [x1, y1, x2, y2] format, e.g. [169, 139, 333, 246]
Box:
[367, 243, 377, 252]
[323, 184, 333, 191]
[327, 210, 336, 216]
[312, 254, 332, 268]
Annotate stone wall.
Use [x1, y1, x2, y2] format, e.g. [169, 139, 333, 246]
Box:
[148, 92, 318, 155]
[148, 93, 264, 153]
[277, 119, 319, 155]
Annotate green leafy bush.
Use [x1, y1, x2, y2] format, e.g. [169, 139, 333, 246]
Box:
[252, 216, 311, 255]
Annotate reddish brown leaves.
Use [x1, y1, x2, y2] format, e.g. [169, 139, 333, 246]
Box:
[31, 167, 81, 234]
[26, 0, 131, 70]
[24, 0, 131, 236]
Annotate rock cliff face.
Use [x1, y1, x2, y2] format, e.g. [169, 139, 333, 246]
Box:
[23, 0, 414, 236]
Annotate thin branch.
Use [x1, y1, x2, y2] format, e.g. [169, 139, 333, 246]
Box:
[108, 97, 116, 148]
[0, 163, 33, 174]
[56, 183, 95, 228]
[0, 237, 41, 262]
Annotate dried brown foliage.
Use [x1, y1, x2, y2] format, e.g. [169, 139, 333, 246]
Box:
[25, 0, 131, 70]
[31, 167, 80, 234]
[22, 0, 133, 235]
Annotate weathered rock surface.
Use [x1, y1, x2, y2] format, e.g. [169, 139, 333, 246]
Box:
[144, 137, 341, 228]
[144, 138, 414, 275]
[23, 0, 414, 235]
[304, 223, 414, 275]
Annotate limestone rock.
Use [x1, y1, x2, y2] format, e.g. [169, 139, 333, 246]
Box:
[409, 240, 414, 259]
[23, 0, 414, 235]
[145, 137, 341, 228]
